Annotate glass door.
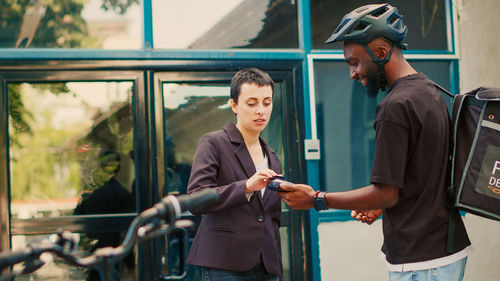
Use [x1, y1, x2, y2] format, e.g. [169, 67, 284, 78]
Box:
[1, 70, 148, 281]
[0, 64, 310, 281]
[154, 69, 308, 280]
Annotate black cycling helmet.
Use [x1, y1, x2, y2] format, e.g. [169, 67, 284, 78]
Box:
[325, 3, 407, 50]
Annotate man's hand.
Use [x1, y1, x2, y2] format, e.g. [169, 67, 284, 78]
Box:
[277, 183, 316, 209]
[351, 209, 382, 225]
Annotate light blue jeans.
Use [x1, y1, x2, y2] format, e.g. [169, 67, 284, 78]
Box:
[389, 257, 467, 281]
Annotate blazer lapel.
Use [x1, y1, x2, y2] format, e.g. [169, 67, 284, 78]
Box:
[260, 137, 281, 203]
[235, 144, 256, 179]
[223, 123, 256, 179]
[223, 123, 273, 208]
[261, 137, 281, 172]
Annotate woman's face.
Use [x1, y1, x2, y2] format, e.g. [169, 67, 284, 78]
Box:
[231, 82, 273, 134]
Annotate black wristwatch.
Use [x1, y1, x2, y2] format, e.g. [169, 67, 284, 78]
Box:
[313, 191, 328, 211]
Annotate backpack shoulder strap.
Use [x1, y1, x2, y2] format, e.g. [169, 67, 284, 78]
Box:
[430, 81, 467, 253]
[432, 82, 454, 98]
[450, 94, 466, 188]
[446, 94, 467, 254]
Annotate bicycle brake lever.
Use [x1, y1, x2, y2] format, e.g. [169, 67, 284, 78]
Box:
[55, 230, 77, 253]
[174, 219, 194, 229]
[137, 218, 163, 238]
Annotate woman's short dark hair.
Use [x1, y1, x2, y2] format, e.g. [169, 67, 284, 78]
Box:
[230, 68, 274, 103]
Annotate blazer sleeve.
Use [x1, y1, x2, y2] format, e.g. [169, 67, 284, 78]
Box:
[187, 134, 249, 215]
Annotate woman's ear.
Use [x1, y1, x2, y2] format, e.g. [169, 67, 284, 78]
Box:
[230, 99, 237, 114]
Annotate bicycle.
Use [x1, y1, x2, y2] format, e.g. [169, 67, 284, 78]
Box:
[0, 189, 219, 281]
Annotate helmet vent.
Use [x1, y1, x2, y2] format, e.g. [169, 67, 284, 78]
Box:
[334, 19, 349, 34]
[388, 15, 398, 25]
[371, 6, 389, 18]
[354, 22, 368, 31]
[355, 6, 369, 13]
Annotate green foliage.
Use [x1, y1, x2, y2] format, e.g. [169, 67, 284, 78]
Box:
[8, 84, 33, 148]
[8, 83, 71, 148]
[3, 0, 139, 202]
[101, 0, 139, 14]
[0, 0, 138, 48]
[32, 82, 71, 96]
[9, 83, 135, 201]
[0, 0, 86, 48]
[10, 106, 87, 200]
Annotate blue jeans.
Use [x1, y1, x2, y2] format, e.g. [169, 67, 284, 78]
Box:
[202, 260, 279, 281]
[389, 257, 467, 281]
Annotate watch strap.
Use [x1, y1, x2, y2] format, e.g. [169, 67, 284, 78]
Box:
[313, 191, 328, 210]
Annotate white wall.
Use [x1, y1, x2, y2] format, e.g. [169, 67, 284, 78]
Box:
[457, 0, 500, 280]
[458, 0, 500, 91]
[461, 215, 500, 281]
[318, 220, 386, 280]
[317, 1, 500, 280]
[318, 215, 500, 281]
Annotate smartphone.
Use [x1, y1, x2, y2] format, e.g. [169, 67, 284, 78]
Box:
[266, 176, 291, 192]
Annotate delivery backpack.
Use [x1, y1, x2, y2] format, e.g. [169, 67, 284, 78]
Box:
[434, 85, 500, 252]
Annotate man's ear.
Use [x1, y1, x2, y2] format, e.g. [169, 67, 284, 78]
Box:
[374, 45, 389, 59]
[368, 38, 391, 59]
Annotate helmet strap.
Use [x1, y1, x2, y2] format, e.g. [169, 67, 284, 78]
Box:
[362, 44, 394, 92]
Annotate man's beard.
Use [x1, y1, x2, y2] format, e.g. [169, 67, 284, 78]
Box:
[365, 61, 382, 98]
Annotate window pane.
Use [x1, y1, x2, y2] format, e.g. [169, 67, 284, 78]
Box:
[152, 0, 298, 49]
[311, 0, 449, 50]
[11, 233, 136, 280]
[9, 82, 135, 219]
[0, 0, 141, 49]
[314, 60, 451, 192]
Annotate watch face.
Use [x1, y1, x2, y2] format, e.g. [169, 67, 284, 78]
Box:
[314, 193, 327, 210]
[316, 200, 327, 210]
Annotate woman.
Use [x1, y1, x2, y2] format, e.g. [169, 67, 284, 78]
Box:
[186, 68, 283, 281]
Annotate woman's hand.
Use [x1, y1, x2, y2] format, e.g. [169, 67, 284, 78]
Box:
[245, 168, 278, 192]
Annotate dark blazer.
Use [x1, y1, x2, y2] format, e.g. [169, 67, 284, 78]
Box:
[186, 122, 283, 277]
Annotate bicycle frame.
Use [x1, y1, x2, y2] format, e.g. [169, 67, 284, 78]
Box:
[0, 189, 218, 281]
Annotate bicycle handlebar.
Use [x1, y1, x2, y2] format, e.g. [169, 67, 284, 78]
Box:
[0, 245, 48, 271]
[0, 189, 219, 276]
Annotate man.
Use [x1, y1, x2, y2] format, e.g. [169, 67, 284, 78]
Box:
[74, 150, 135, 281]
[279, 4, 471, 281]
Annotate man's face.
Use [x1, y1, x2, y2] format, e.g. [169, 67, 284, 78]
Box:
[343, 42, 381, 97]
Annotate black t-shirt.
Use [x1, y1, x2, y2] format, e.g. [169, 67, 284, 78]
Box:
[371, 73, 470, 264]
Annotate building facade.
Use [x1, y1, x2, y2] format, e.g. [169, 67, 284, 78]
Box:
[0, 0, 498, 280]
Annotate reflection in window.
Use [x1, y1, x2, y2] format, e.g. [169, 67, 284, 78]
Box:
[152, 0, 298, 49]
[9, 82, 135, 220]
[162, 84, 234, 195]
[11, 233, 135, 281]
[311, 0, 448, 50]
[0, 0, 141, 49]
[11, 234, 89, 281]
[313, 60, 451, 193]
